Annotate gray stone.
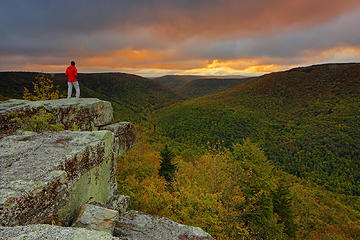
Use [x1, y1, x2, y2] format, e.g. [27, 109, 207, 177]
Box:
[0, 130, 120, 226]
[72, 204, 119, 234]
[106, 195, 130, 214]
[0, 224, 119, 240]
[0, 98, 113, 133]
[100, 122, 136, 156]
[114, 210, 214, 240]
[100, 122, 133, 137]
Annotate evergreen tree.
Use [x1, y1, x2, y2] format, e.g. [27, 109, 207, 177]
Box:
[272, 182, 297, 239]
[158, 145, 177, 183]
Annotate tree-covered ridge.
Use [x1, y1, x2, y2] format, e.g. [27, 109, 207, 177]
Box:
[151, 63, 360, 195]
[0, 72, 40, 98]
[0, 94, 8, 101]
[175, 78, 249, 98]
[0, 72, 181, 123]
[154, 75, 249, 98]
[153, 75, 197, 90]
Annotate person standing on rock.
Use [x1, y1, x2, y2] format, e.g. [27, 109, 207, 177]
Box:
[65, 61, 80, 98]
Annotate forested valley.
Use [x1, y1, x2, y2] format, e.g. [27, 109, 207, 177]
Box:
[1, 63, 360, 239]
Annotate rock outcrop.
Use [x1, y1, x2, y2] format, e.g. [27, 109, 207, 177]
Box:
[0, 98, 135, 227]
[106, 194, 130, 214]
[0, 130, 119, 226]
[115, 210, 213, 240]
[0, 98, 113, 133]
[100, 122, 136, 156]
[0, 224, 119, 240]
[0, 98, 213, 240]
[72, 204, 119, 234]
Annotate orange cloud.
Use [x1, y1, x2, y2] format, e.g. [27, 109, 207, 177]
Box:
[83, 48, 170, 67]
[177, 45, 360, 76]
[300, 44, 360, 64]
[6, 63, 68, 73]
[177, 59, 295, 76]
[79, 47, 206, 70]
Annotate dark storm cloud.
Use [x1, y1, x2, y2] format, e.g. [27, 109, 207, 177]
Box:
[183, 8, 360, 61]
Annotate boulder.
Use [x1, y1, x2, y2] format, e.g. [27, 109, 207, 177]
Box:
[0, 130, 120, 226]
[0, 224, 119, 240]
[72, 204, 119, 234]
[0, 98, 113, 133]
[114, 210, 214, 240]
[106, 194, 130, 214]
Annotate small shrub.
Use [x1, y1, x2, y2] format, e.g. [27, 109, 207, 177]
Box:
[69, 123, 79, 131]
[9, 110, 64, 132]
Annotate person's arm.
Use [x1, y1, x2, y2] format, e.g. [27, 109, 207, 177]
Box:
[75, 68, 78, 80]
[65, 68, 69, 76]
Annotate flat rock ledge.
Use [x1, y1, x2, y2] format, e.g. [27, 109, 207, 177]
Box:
[0, 224, 119, 240]
[115, 210, 214, 240]
[0, 98, 113, 132]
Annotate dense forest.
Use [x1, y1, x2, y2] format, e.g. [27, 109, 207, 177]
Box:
[152, 63, 360, 195]
[118, 131, 360, 239]
[1, 63, 360, 239]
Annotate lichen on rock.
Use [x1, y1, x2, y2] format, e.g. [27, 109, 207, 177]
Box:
[72, 204, 119, 234]
[0, 130, 120, 226]
[0, 224, 119, 240]
[0, 98, 114, 133]
[114, 210, 214, 240]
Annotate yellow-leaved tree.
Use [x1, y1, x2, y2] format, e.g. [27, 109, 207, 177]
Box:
[23, 73, 63, 100]
[6, 73, 66, 133]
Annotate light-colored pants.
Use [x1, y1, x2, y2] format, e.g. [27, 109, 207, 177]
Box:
[67, 81, 80, 98]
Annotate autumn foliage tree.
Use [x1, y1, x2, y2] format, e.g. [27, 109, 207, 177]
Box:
[23, 73, 63, 100]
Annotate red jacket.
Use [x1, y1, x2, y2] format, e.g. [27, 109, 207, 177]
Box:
[65, 65, 78, 82]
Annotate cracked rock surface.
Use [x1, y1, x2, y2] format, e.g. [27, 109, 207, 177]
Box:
[0, 224, 119, 240]
[115, 210, 214, 240]
[72, 204, 119, 234]
[0, 130, 117, 226]
[0, 98, 113, 132]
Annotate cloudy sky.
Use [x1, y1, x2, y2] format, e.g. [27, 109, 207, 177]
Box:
[1, 0, 360, 77]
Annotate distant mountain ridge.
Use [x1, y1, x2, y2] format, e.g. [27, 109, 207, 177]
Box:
[154, 74, 248, 98]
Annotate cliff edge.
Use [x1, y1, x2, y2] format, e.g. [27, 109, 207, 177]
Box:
[0, 98, 213, 240]
[0, 98, 136, 227]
